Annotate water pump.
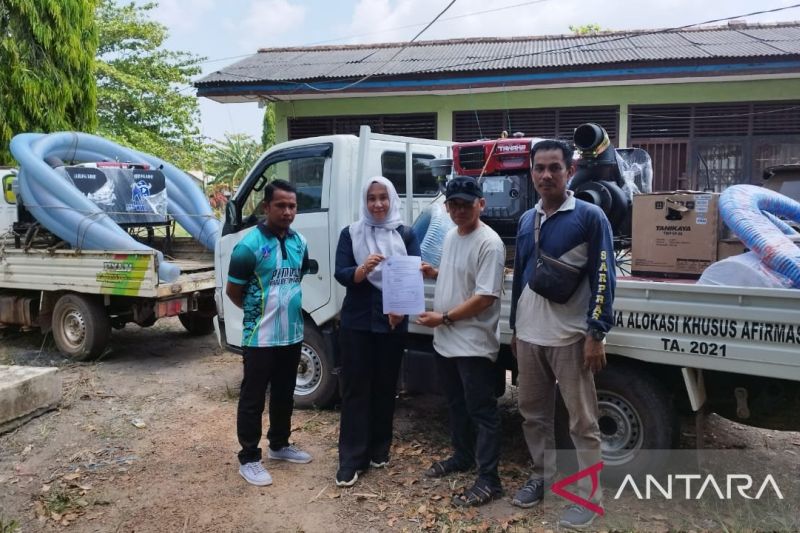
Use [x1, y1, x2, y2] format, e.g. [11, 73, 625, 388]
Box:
[570, 123, 652, 245]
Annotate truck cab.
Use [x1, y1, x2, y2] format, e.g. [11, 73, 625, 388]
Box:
[213, 128, 451, 404]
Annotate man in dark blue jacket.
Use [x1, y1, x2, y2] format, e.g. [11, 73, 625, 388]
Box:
[509, 139, 615, 530]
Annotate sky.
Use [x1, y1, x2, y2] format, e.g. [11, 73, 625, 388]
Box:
[152, 0, 800, 142]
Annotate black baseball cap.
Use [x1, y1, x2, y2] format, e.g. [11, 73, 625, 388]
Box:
[445, 176, 483, 201]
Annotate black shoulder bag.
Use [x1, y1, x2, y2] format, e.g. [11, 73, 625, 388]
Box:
[528, 211, 586, 304]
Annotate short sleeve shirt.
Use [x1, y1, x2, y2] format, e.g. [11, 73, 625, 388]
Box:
[432, 223, 505, 361]
[227, 223, 308, 347]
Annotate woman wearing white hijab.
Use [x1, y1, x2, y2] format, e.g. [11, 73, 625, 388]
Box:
[333, 176, 421, 487]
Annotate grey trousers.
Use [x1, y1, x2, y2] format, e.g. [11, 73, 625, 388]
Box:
[516, 337, 603, 502]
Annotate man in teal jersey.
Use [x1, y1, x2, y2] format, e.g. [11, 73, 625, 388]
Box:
[226, 179, 313, 486]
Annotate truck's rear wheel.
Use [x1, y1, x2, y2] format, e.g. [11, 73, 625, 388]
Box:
[51, 293, 110, 361]
[555, 362, 678, 480]
[294, 321, 337, 409]
[178, 312, 214, 335]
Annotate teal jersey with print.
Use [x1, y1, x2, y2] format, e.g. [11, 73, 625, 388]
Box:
[227, 223, 309, 347]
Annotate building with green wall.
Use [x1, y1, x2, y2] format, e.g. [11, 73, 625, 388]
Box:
[197, 22, 800, 191]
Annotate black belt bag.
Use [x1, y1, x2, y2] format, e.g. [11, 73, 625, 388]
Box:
[528, 212, 586, 304]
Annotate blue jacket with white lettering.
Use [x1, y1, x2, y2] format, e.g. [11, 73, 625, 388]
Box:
[509, 198, 616, 334]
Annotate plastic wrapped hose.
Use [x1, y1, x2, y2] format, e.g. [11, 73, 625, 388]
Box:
[415, 202, 455, 268]
[9, 132, 221, 282]
[719, 185, 800, 288]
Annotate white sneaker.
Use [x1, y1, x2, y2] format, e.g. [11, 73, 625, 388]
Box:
[268, 444, 312, 464]
[239, 461, 272, 486]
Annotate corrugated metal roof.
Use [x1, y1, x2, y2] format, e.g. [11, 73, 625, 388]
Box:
[197, 22, 800, 86]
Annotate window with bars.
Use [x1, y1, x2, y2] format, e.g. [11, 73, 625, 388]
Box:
[452, 106, 619, 143]
[288, 113, 437, 140]
[630, 101, 800, 191]
[630, 102, 800, 138]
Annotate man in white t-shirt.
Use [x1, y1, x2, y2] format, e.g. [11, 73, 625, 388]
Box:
[417, 176, 506, 508]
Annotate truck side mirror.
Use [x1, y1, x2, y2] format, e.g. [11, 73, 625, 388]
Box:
[2, 174, 16, 204]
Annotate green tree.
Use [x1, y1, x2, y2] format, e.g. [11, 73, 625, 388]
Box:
[95, 0, 205, 170]
[0, 0, 98, 164]
[569, 23, 604, 36]
[206, 133, 261, 189]
[261, 102, 276, 151]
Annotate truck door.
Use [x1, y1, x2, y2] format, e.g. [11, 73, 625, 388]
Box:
[216, 144, 332, 349]
[0, 171, 17, 235]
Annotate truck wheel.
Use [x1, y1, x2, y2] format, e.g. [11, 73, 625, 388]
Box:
[294, 322, 337, 409]
[555, 362, 678, 480]
[51, 293, 110, 361]
[178, 312, 215, 335]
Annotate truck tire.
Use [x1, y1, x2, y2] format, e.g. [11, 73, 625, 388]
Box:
[555, 362, 678, 480]
[51, 293, 111, 361]
[178, 312, 215, 336]
[294, 321, 337, 409]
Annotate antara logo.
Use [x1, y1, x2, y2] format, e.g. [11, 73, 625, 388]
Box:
[551, 462, 604, 516]
[614, 474, 784, 500]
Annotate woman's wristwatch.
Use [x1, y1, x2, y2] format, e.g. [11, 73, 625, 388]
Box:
[442, 311, 454, 326]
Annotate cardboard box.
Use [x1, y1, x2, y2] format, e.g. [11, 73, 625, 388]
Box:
[632, 192, 720, 278]
[717, 238, 748, 262]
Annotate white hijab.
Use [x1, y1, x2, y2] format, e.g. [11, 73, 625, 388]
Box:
[350, 176, 407, 289]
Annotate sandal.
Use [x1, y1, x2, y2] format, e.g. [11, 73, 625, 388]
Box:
[451, 481, 504, 507]
[424, 457, 472, 478]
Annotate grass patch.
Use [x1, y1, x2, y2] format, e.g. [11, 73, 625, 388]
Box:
[224, 382, 240, 401]
[0, 516, 20, 533]
[43, 487, 77, 515]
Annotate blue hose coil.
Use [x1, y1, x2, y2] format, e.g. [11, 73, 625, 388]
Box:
[9, 132, 221, 282]
[415, 202, 454, 268]
[719, 185, 800, 288]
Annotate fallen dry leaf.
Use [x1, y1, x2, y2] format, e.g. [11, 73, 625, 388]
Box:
[62, 472, 81, 481]
[378, 504, 388, 512]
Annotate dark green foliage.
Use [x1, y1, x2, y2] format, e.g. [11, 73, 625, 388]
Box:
[262, 102, 276, 150]
[95, 1, 206, 169]
[0, 0, 98, 164]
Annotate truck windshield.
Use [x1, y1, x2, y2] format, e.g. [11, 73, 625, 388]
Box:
[242, 156, 327, 221]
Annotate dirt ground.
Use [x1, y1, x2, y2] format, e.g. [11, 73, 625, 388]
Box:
[2, 320, 800, 533]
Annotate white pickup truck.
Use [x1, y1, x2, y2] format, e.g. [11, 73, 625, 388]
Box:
[0, 169, 216, 359]
[214, 127, 800, 476]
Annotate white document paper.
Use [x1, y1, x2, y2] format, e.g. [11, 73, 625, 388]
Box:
[382, 255, 425, 315]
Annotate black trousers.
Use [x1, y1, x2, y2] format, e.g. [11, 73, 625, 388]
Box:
[435, 353, 502, 486]
[338, 327, 405, 470]
[237, 343, 301, 465]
